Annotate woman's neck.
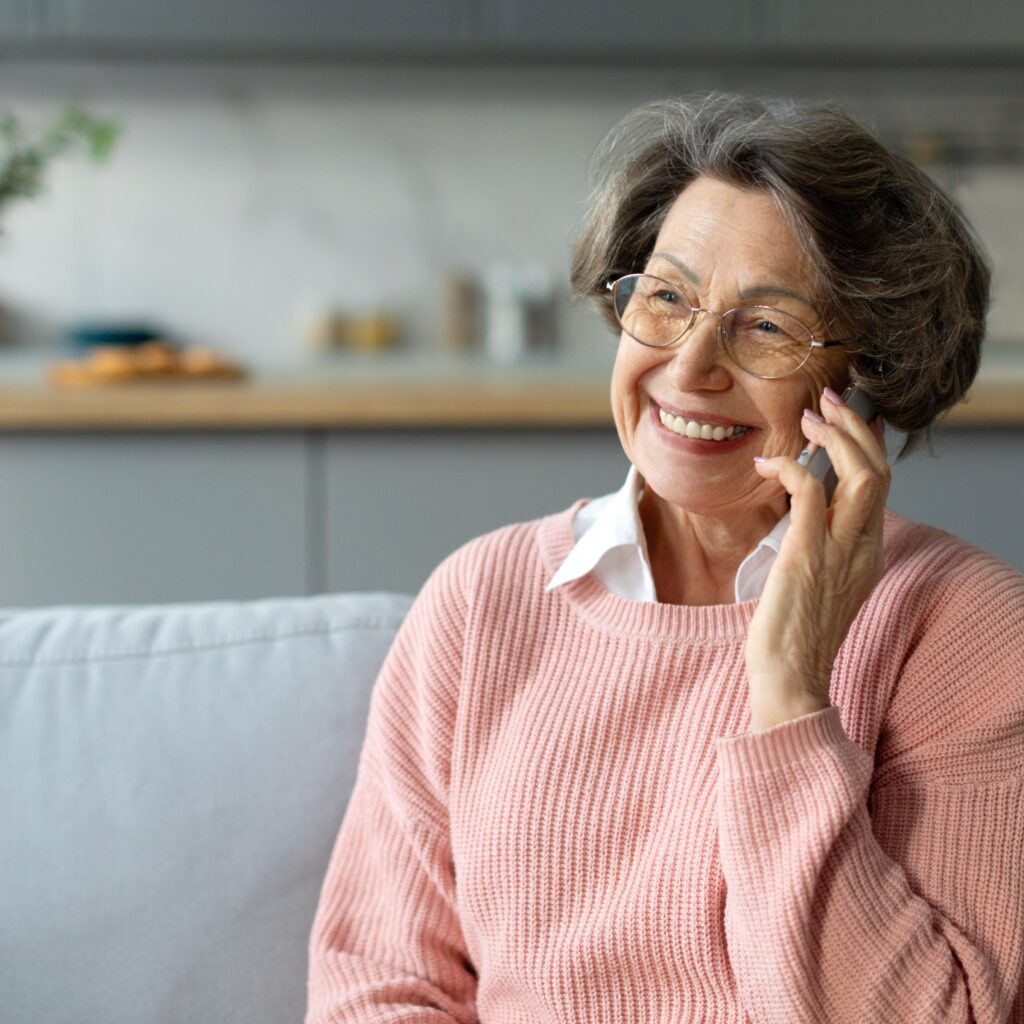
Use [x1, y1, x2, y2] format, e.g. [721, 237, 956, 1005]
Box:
[639, 488, 786, 606]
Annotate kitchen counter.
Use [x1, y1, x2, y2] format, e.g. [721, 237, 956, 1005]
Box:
[0, 348, 1021, 430]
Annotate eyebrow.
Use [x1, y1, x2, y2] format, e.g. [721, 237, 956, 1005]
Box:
[736, 284, 818, 311]
[649, 252, 700, 287]
[648, 252, 819, 314]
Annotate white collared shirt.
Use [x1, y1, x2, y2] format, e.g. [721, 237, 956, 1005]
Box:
[544, 463, 790, 603]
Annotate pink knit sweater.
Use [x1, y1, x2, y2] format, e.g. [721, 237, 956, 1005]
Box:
[306, 501, 1024, 1023]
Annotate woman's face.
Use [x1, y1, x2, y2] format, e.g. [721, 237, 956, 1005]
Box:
[610, 175, 850, 518]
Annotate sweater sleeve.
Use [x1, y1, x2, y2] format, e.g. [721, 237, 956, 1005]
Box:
[713, 553, 1024, 1024]
[305, 548, 478, 1024]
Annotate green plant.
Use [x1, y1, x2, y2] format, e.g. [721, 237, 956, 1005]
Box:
[0, 106, 120, 221]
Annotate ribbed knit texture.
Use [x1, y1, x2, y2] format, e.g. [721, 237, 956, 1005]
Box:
[306, 501, 1024, 1024]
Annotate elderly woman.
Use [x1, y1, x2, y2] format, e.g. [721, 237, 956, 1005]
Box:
[306, 94, 1024, 1023]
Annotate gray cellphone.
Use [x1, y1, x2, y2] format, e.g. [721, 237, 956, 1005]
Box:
[796, 383, 879, 505]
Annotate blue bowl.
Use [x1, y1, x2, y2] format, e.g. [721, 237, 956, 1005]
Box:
[66, 325, 163, 352]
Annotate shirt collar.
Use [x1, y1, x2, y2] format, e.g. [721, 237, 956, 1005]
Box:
[545, 464, 790, 603]
[544, 463, 651, 592]
[734, 502, 790, 601]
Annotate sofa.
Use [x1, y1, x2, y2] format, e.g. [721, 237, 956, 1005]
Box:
[0, 590, 415, 1024]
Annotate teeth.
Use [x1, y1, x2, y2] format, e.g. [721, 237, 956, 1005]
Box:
[659, 407, 749, 441]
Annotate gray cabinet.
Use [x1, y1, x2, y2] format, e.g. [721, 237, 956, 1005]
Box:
[478, 0, 762, 55]
[886, 429, 1024, 568]
[324, 428, 629, 594]
[6, 0, 1023, 58]
[0, 433, 308, 606]
[777, 0, 1024, 53]
[35, 0, 475, 53]
[0, 0, 40, 40]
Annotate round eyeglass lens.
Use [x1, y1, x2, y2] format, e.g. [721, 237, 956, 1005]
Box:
[721, 307, 814, 379]
[612, 274, 692, 347]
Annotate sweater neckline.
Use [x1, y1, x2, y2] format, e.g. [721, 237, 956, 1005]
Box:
[538, 498, 760, 641]
[538, 497, 903, 642]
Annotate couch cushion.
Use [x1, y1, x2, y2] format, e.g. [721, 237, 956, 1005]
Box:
[0, 590, 413, 1024]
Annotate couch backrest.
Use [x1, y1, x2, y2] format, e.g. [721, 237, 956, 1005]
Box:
[0, 590, 414, 1024]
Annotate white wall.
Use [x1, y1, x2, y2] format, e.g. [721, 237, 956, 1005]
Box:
[0, 59, 1021, 369]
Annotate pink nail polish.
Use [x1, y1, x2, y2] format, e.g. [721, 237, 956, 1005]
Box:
[823, 386, 844, 406]
[803, 407, 826, 423]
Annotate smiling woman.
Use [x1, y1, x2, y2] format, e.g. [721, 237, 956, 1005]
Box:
[305, 93, 1024, 1024]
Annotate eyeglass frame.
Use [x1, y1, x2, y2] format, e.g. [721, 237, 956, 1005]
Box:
[605, 273, 854, 380]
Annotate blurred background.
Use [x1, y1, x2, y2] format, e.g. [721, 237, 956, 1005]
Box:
[0, 0, 1021, 603]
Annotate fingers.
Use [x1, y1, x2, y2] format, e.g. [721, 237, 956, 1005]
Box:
[803, 395, 891, 527]
[753, 450, 828, 539]
[804, 393, 890, 485]
[753, 387, 891, 536]
[820, 388, 889, 475]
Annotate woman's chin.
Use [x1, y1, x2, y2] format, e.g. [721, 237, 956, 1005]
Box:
[639, 466, 738, 510]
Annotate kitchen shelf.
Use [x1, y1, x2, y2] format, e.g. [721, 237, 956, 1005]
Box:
[0, 350, 1020, 430]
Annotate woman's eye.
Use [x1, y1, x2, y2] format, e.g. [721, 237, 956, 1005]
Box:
[755, 318, 797, 340]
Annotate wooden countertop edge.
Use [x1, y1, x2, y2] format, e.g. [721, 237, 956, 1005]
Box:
[0, 376, 1017, 429]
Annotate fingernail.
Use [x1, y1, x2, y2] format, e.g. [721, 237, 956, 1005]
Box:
[803, 407, 826, 423]
[822, 386, 844, 406]
[753, 455, 768, 463]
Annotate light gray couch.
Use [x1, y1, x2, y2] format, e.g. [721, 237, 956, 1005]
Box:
[0, 590, 415, 1024]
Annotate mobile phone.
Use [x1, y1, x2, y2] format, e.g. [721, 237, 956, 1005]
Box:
[796, 383, 879, 505]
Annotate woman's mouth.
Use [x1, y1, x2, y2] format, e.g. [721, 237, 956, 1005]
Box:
[650, 401, 758, 452]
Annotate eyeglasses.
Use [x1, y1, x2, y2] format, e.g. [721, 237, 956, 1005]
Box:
[606, 273, 852, 380]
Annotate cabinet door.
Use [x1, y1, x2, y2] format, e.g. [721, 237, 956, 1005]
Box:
[480, 0, 761, 54]
[44, 0, 474, 53]
[0, 0, 40, 41]
[0, 433, 309, 605]
[886, 428, 1024, 573]
[325, 428, 629, 595]
[778, 0, 1024, 53]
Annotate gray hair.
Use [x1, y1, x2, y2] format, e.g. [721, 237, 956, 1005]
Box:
[570, 93, 992, 462]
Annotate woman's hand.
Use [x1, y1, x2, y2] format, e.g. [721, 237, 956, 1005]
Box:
[745, 386, 891, 732]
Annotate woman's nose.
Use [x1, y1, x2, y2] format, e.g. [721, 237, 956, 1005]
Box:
[663, 311, 730, 382]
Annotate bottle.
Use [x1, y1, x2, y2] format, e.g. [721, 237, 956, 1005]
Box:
[480, 262, 556, 365]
